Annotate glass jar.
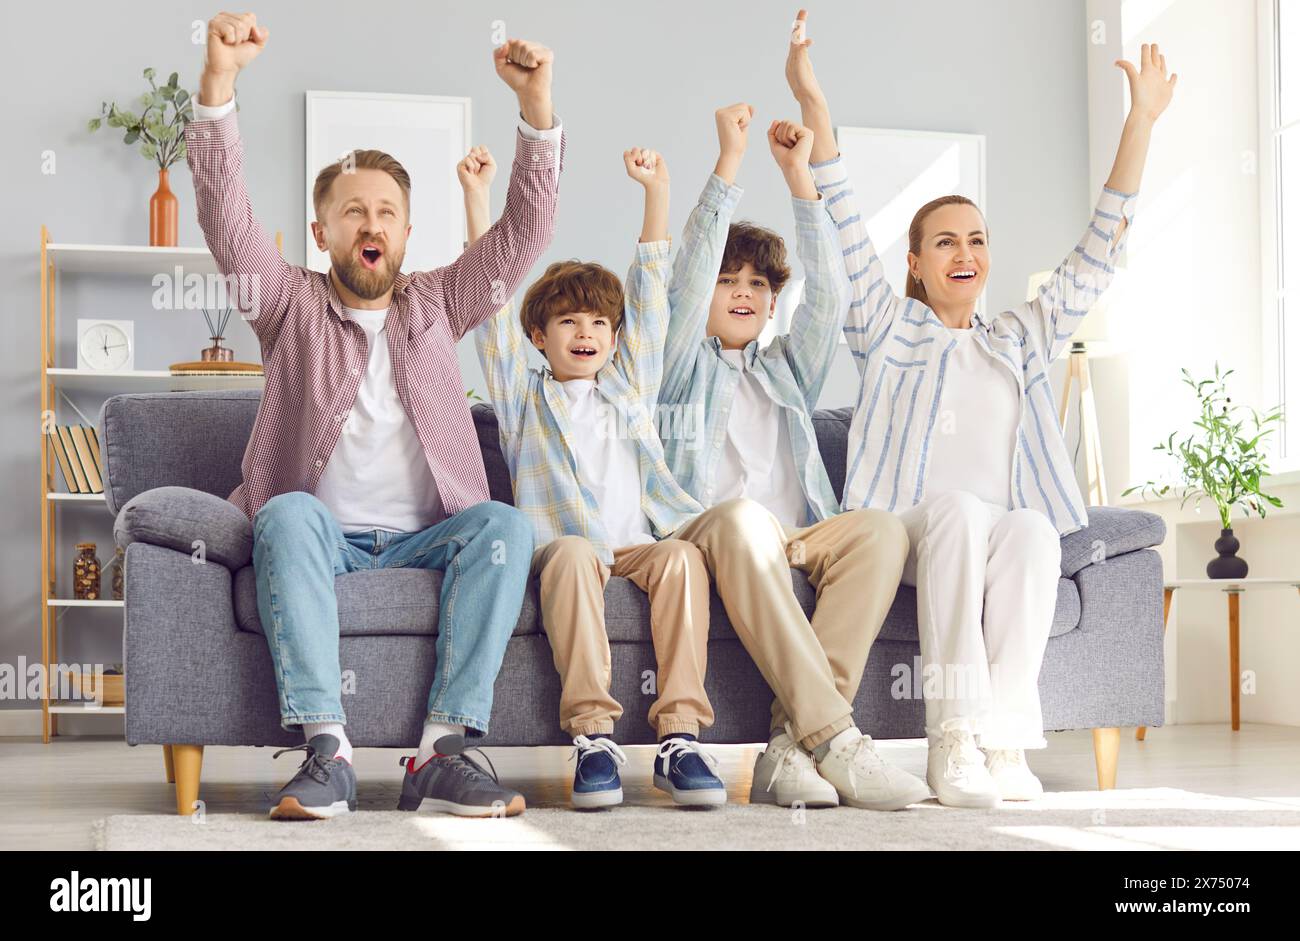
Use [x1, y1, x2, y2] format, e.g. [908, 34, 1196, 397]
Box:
[73, 543, 101, 601]
[111, 546, 125, 601]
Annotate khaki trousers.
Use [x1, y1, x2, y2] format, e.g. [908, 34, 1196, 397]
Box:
[673, 499, 908, 750]
[531, 535, 713, 739]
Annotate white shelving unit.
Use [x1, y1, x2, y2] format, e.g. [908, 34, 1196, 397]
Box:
[38, 229, 277, 741]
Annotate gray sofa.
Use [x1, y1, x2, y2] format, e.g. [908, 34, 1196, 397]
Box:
[100, 389, 1166, 814]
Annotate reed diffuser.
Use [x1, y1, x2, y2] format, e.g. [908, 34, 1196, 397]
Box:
[200, 303, 234, 362]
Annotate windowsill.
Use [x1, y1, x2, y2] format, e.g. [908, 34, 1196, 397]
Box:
[1115, 467, 1300, 508]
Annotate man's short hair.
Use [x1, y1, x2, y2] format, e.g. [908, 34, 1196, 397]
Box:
[720, 221, 791, 294]
[520, 261, 625, 341]
[312, 149, 411, 220]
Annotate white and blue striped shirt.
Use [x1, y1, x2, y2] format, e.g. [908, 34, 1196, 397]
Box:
[810, 155, 1137, 535]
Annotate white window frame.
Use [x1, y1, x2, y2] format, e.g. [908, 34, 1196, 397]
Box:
[1259, 0, 1298, 472]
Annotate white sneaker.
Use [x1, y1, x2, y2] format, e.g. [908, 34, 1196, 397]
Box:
[750, 732, 839, 808]
[983, 748, 1044, 801]
[814, 727, 931, 811]
[927, 727, 1000, 809]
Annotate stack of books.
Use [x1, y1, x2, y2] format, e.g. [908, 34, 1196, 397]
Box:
[47, 425, 105, 494]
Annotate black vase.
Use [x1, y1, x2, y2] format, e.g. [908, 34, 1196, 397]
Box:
[1206, 527, 1249, 579]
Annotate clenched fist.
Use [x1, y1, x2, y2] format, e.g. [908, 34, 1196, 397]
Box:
[205, 11, 268, 75]
[767, 120, 814, 172]
[493, 38, 555, 130]
[456, 145, 497, 197]
[199, 11, 267, 107]
[623, 147, 669, 189]
[715, 103, 754, 160]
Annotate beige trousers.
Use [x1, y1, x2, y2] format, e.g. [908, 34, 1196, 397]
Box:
[673, 499, 909, 750]
[531, 535, 713, 739]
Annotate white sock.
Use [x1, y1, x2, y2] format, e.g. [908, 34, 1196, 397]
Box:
[415, 721, 466, 768]
[302, 721, 352, 764]
[806, 726, 862, 763]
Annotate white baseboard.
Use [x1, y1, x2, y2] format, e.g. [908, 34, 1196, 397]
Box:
[0, 708, 125, 738]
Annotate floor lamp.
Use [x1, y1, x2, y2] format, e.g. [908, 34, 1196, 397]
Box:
[1026, 270, 1124, 507]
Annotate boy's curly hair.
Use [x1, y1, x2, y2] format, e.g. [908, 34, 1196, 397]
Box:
[520, 261, 625, 342]
[720, 222, 791, 294]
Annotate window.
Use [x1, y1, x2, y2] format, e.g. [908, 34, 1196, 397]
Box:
[1261, 0, 1300, 469]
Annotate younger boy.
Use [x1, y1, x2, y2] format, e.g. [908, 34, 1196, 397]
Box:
[465, 144, 726, 808]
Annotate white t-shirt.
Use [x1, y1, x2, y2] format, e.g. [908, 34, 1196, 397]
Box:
[713, 348, 808, 529]
[561, 379, 655, 550]
[313, 306, 443, 533]
[922, 326, 1020, 507]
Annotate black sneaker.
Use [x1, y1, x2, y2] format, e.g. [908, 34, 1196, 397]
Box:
[396, 734, 526, 817]
[269, 734, 357, 820]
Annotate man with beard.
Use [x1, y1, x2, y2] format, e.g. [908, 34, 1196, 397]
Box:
[184, 11, 563, 819]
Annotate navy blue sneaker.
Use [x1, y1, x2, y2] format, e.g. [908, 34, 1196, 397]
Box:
[653, 734, 726, 807]
[569, 734, 628, 809]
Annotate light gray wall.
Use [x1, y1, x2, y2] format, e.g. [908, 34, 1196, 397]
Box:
[0, 0, 1090, 708]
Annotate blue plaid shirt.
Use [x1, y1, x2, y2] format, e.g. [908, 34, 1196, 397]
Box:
[657, 174, 850, 524]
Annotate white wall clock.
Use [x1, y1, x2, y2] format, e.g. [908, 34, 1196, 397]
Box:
[77, 319, 134, 372]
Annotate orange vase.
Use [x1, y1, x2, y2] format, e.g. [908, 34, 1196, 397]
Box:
[149, 168, 178, 246]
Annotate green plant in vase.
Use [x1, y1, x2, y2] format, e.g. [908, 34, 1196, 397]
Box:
[1122, 363, 1284, 577]
[87, 68, 198, 245]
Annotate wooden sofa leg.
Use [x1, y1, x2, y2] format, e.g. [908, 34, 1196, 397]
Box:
[172, 745, 204, 816]
[163, 744, 175, 783]
[1092, 727, 1120, 790]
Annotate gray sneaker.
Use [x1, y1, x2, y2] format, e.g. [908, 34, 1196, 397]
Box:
[397, 734, 526, 817]
[269, 733, 358, 820]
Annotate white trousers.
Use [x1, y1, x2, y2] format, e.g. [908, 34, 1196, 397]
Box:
[896, 490, 1062, 750]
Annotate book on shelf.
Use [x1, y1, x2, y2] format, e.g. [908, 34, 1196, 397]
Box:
[85, 426, 104, 479]
[68, 425, 102, 492]
[48, 424, 104, 494]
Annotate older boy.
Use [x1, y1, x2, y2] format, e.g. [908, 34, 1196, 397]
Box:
[657, 101, 929, 811]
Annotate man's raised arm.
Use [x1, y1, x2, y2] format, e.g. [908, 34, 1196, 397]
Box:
[408, 38, 564, 341]
[187, 11, 302, 353]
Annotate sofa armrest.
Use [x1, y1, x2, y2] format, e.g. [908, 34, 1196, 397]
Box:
[1059, 506, 1166, 578]
[114, 485, 252, 570]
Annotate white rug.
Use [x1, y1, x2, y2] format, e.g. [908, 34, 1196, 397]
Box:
[94, 789, 1300, 851]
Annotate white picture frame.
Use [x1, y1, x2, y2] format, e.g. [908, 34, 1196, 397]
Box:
[764, 126, 986, 343]
[304, 91, 472, 275]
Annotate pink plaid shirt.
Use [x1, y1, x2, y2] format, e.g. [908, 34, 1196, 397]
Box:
[184, 109, 564, 522]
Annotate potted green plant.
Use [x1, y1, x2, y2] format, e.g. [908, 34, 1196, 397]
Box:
[87, 68, 196, 246]
[1122, 363, 1284, 578]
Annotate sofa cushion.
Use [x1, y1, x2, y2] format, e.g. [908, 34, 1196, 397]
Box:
[472, 403, 516, 506]
[234, 564, 1082, 643]
[812, 406, 853, 503]
[233, 565, 543, 638]
[99, 390, 260, 516]
[876, 577, 1081, 643]
[1058, 506, 1166, 578]
[115, 485, 253, 570]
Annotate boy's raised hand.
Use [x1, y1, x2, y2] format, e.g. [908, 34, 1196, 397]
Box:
[768, 120, 814, 170]
[714, 103, 754, 185]
[457, 145, 497, 196]
[458, 146, 496, 245]
[625, 148, 670, 243]
[784, 8, 825, 105]
[768, 120, 818, 199]
[623, 147, 669, 188]
[493, 38, 555, 129]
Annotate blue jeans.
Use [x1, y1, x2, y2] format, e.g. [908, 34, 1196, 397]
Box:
[251, 491, 534, 737]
